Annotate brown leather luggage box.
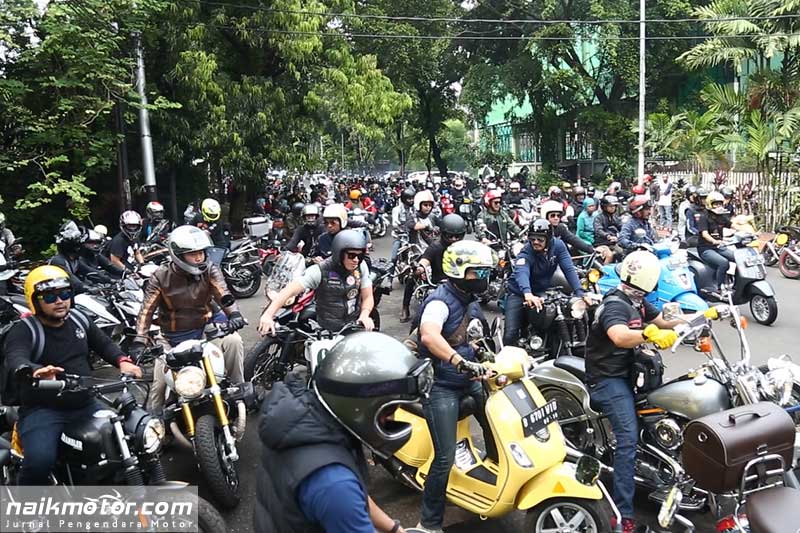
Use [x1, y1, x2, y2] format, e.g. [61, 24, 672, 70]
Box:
[683, 402, 795, 493]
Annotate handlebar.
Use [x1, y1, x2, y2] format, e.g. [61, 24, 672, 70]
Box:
[30, 373, 144, 395]
[274, 320, 363, 339]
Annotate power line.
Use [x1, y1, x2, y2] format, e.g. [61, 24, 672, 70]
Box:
[187, 0, 800, 27]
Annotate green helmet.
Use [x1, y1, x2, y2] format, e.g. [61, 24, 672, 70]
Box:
[442, 240, 497, 279]
[313, 332, 433, 458]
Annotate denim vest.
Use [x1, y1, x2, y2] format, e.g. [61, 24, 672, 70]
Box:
[417, 282, 481, 389]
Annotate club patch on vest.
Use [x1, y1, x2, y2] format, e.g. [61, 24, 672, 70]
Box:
[346, 275, 355, 285]
[347, 288, 358, 300]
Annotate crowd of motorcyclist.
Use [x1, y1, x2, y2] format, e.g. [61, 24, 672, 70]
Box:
[0, 167, 759, 533]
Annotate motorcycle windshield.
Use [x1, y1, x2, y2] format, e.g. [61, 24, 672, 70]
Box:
[265, 251, 307, 300]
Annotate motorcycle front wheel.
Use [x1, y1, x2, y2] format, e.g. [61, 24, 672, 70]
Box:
[244, 336, 286, 399]
[226, 264, 262, 298]
[779, 249, 800, 279]
[525, 498, 611, 533]
[749, 294, 778, 325]
[762, 244, 779, 267]
[195, 414, 241, 509]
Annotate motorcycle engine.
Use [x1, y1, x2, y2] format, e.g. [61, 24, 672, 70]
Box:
[652, 417, 683, 451]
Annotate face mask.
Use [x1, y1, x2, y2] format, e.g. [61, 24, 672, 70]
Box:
[454, 277, 490, 294]
[620, 283, 647, 304]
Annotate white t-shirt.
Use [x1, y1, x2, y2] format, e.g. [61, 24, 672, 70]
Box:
[658, 180, 673, 206]
[298, 262, 372, 291]
[420, 300, 450, 327]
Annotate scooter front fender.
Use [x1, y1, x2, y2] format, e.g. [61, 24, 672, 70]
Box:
[516, 461, 603, 511]
[747, 279, 775, 298]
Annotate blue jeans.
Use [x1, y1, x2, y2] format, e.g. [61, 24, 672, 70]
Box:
[420, 382, 496, 529]
[390, 238, 402, 264]
[17, 400, 104, 485]
[589, 378, 637, 519]
[700, 247, 735, 288]
[658, 204, 672, 229]
[503, 293, 547, 347]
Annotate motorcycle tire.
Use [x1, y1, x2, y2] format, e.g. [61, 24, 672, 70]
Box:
[539, 386, 602, 455]
[779, 249, 800, 279]
[194, 414, 241, 509]
[762, 246, 779, 267]
[525, 497, 611, 533]
[749, 294, 778, 325]
[197, 496, 228, 533]
[227, 265, 262, 299]
[243, 336, 285, 397]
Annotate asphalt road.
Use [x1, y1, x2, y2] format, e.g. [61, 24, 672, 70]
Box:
[163, 233, 800, 532]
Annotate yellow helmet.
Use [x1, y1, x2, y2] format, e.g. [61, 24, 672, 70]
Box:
[24, 265, 72, 314]
[706, 191, 725, 211]
[201, 198, 221, 222]
[442, 241, 497, 279]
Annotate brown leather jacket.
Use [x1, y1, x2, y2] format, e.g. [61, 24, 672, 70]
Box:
[136, 263, 239, 338]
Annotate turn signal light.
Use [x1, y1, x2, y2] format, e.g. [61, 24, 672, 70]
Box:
[740, 316, 748, 330]
[697, 336, 713, 353]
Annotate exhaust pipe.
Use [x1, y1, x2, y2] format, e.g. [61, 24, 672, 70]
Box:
[233, 401, 247, 441]
[169, 421, 194, 451]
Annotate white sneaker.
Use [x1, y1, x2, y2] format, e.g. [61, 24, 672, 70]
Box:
[414, 523, 444, 533]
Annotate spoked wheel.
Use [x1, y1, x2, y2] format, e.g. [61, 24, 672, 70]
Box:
[227, 265, 262, 298]
[779, 249, 800, 279]
[244, 337, 286, 403]
[194, 415, 240, 509]
[525, 498, 610, 533]
[749, 294, 778, 325]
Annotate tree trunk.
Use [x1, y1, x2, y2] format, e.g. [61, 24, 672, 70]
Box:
[429, 130, 448, 177]
[229, 181, 248, 232]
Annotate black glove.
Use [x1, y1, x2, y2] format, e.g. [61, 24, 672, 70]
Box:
[227, 311, 247, 331]
[457, 359, 489, 378]
[128, 341, 147, 363]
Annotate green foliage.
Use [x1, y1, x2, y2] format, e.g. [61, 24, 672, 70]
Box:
[470, 149, 513, 169]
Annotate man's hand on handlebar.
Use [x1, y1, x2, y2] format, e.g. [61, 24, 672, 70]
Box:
[227, 311, 247, 331]
[358, 314, 375, 331]
[32, 365, 64, 380]
[119, 361, 143, 379]
[258, 312, 277, 337]
[524, 293, 544, 311]
[457, 359, 490, 380]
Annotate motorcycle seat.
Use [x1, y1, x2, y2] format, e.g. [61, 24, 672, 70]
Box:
[554, 356, 586, 383]
[403, 396, 476, 421]
[8, 295, 27, 308]
[230, 238, 248, 251]
[746, 486, 800, 533]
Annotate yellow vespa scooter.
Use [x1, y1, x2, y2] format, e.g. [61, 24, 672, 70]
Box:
[383, 345, 616, 532]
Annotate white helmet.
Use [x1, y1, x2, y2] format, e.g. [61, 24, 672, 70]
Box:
[94, 224, 108, 238]
[322, 203, 348, 228]
[119, 210, 143, 240]
[413, 190, 435, 211]
[168, 225, 213, 276]
[509, 181, 521, 192]
[540, 200, 564, 218]
[619, 250, 661, 293]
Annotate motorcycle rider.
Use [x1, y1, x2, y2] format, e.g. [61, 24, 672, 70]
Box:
[285, 202, 306, 238]
[191, 198, 231, 249]
[576, 197, 598, 245]
[686, 188, 709, 247]
[259, 229, 376, 335]
[406, 190, 438, 246]
[108, 210, 144, 271]
[619, 196, 658, 253]
[0, 212, 22, 258]
[415, 240, 498, 533]
[142, 200, 171, 243]
[503, 181, 524, 206]
[130, 225, 246, 413]
[79, 228, 124, 280]
[50, 221, 108, 291]
[568, 186, 587, 230]
[313, 203, 370, 262]
[585, 251, 684, 533]
[678, 186, 697, 241]
[286, 204, 322, 257]
[539, 200, 595, 255]
[390, 187, 416, 265]
[2, 265, 142, 484]
[254, 333, 416, 533]
[697, 191, 734, 295]
[503, 219, 588, 346]
[594, 195, 622, 249]
[721, 186, 736, 216]
[401, 214, 466, 323]
[476, 189, 521, 245]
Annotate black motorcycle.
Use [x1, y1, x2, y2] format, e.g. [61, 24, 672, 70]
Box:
[0, 370, 226, 532]
[208, 241, 262, 299]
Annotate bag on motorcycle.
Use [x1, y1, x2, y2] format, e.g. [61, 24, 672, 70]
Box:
[629, 346, 664, 395]
[683, 402, 795, 493]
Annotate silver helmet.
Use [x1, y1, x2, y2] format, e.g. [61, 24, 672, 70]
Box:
[168, 225, 213, 276]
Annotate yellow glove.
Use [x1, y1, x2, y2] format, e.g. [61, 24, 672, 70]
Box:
[642, 324, 678, 349]
[703, 307, 719, 320]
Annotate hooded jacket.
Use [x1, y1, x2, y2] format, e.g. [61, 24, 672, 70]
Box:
[254, 374, 368, 533]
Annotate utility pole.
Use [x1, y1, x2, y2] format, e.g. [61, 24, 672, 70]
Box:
[114, 102, 132, 211]
[637, 0, 646, 185]
[134, 31, 157, 201]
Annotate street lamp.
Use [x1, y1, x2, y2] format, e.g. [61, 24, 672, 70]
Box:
[637, 0, 646, 185]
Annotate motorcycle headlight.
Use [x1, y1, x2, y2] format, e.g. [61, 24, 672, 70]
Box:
[174, 366, 206, 399]
[141, 418, 164, 454]
[570, 298, 587, 319]
[587, 269, 601, 284]
[528, 336, 543, 351]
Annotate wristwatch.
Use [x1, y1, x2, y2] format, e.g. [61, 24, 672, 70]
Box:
[390, 519, 402, 533]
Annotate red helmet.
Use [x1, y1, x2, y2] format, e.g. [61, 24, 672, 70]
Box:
[483, 189, 503, 207]
[632, 184, 646, 195]
[643, 174, 654, 184]
[629, 195, 652, 216]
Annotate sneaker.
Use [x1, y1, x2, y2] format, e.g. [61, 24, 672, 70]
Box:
[610, 517, 638, 533]
[414, 523, 444, 533]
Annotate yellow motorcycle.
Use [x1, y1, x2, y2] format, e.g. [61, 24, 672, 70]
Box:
[380, 345, 617, 532]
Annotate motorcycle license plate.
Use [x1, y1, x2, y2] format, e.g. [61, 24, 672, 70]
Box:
[521, 400, 558, 437]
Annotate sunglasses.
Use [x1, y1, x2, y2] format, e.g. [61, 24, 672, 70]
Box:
[530, 234, 548, 243]
[345, 251, 365, 261]
[547, 213, 562, 219]
[37, 289, 73, 304]
[471, 268, 492, 279]
[490, 199, 502, 205]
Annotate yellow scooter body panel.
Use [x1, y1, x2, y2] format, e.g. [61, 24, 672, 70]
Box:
[516, 461, 603, 510]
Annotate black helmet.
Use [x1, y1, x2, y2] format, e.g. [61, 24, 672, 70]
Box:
[528, 218, 551, 249]
[440, 214, 466, 245]
[313, 332, 433, 458]
[55, 220, 83, 255]
[81, 229, 104, 254]
[600, 194, 619, 209]
[291, 202, 305, 217]
[401, 187, 415, 206]
[331, 229, 368, 268]
[686, 185, 698, 198]
[721, 186, 734, 199]
[695, 187, 709, 206]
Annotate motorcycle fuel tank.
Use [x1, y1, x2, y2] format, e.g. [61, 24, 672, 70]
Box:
[647, 376, 731, 420]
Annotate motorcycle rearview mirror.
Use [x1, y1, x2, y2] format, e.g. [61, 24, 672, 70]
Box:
[657, 485, 683, 529]
[575, 455, 601, 485]
[467, 319, 484, 341]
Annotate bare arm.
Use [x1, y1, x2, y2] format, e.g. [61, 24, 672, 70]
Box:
[261, 281, 305, 319]
[368, 496, 404, 533]
[109, 254, 126, 270]
[420, 322, 461, 364]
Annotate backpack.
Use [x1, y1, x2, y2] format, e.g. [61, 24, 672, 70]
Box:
[0, 310, 90, 405]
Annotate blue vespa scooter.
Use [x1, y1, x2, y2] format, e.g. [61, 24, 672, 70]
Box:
[591, 233, 708, 312]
